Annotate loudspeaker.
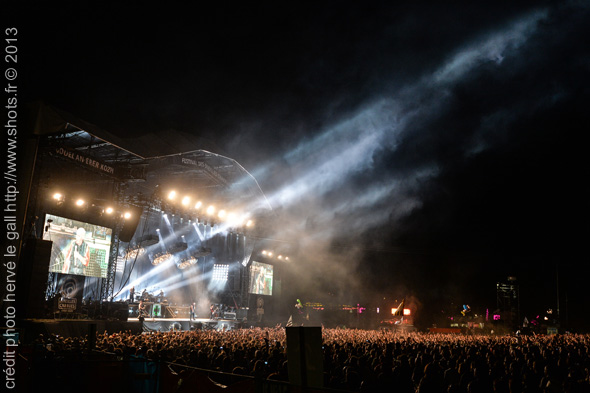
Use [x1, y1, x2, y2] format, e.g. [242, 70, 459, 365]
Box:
[191, 322, 203, 331]
[286, 327, 324, 388]
[119, 205, 143, 243]
[115, 309, 129, 322]
[16, 238, 52, 319]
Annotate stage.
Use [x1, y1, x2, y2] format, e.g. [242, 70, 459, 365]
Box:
[18, 316, 245, 343]
[134, 317, 244, 332]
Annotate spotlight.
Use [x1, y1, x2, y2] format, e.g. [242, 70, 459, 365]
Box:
[156, 228, 160, 232]
[246, 220, 254, 227]
[168, 191, 177, 200]
[262, 250, 267, 255]
[285, 257, 290, 261]
[75, 199, 85, 207]
[123, 212, 132, 219]
[206, 205, 215, 215]
[268, 252, 273, 257]
[278, 255, 283, 259]
[194, 201, 202, 209]
[53, 193, 63, 201]
[182, 196, 190, 206]
[218, 210, 226, 219]
[105, 207, 114, 214]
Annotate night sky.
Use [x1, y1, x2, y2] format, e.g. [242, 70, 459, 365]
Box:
[11, 2, 590, 329]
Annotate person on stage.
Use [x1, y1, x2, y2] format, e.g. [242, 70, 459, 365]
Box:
[190, 302, 196, 320]
[129, 286, 135, 302]
[61, 227, 90, 275]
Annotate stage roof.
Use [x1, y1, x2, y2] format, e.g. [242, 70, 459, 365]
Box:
[25, 101, 272, 213]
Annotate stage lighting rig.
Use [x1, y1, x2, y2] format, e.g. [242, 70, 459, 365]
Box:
[168, 241, 188, 254]
[152, 252, 172, 266]
[176, 256, 198, 270]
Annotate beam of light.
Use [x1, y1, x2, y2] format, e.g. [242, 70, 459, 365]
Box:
[163, 214, 175, 237]
[433, 9, 548, 85]
[244, 7, 549, 236]
[193, 222, 205, 241]
[160, 272, 208, 293]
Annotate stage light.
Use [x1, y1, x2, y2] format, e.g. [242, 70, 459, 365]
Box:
[75, 199, 85, 207]
[212, 264, 229, 282]
[53, 192, 63, 201]
[182, 196, 190, 206]
[268, 252, 273, 257]
[105, 207, 114, 214]
[206, 205, 215, 215]
[194, 201, 202, 209]
[403, 308, 411, 316]
[227, 212, 237, 223]
[262, 250, 268, 255]
[218, 209, 226, 219]
[285, 257, 290, 261]
[156, 228, 160, 232]
[278, 255, 283, 259]
[246, 220, 254, 227]
[123, 211, 132, 219]
[168, 190, 177, 200]
[153, 252, 172, 266]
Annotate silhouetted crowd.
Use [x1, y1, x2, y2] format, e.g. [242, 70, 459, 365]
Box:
[27, 328, 590, 392]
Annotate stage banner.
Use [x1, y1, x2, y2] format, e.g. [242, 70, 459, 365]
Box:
[56, 274, 86, 312]
[50, 145, 120, 177]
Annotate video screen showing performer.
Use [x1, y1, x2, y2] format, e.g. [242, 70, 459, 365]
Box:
[44, 214, 112, 278]
[248, 261, 273, 296]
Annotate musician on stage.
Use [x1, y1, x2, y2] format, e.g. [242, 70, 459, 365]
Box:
[190, 302, 196, 320]
[138, 300, 147, 317]
[129, 286, 135, 302]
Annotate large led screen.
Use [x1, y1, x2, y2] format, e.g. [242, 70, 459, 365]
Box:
[249, 261, 273, 296]
[43, 214, 113, 278]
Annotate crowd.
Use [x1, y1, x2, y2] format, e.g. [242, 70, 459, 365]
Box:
[25, 327, 590, 392]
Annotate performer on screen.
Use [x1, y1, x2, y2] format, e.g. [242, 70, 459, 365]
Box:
[61, 227, 90, 275]
[256, 267, 266, 294]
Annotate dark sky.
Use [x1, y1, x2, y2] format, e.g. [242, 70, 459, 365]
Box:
[12, 2, 590, 329]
